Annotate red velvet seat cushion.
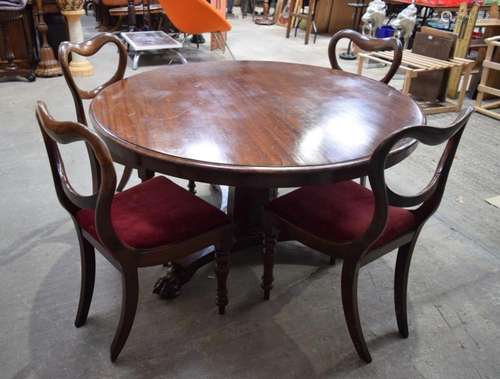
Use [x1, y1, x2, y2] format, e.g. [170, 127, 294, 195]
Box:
[268, 181, 417, 248]
[76, 176, 230, 249]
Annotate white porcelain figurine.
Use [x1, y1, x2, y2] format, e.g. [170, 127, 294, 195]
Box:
[391, 3, 417, 48]
[361, 0, 387, 37]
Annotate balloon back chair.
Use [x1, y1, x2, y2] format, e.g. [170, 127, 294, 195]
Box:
[58, 33, 139, 192]
[328, 28, 403, 186]
[59, 33, 198, 194]
[262, 107, 474, 362]
[328, 29, 403, 85]
[36, 101, 233, 361]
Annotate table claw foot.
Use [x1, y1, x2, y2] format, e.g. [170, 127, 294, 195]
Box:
[153, 263, 195, 299]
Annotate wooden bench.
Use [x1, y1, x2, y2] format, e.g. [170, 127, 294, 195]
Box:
[358, 49, 474, 114]
[475, 36, 500, 120]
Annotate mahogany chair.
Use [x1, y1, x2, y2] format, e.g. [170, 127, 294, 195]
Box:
[58, 33, 136, 192]
[329, 29, 403, 85]
[59, 33, 197, 194]
[36, 101, 233, 361]
[262, 107, 473, 363]
[328, 29, 403, 187]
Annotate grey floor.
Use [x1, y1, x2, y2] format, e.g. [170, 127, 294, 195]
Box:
[1, 12, 500, 379]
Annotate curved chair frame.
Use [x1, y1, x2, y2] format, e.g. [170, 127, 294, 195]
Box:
[36, 101, 233, 361]
[263, 107, 474, 362]
[59, 33, 197, 193]
[328, 29, 403, 187]
[58, 33, 136, 192]
[328, 29, 403, 85]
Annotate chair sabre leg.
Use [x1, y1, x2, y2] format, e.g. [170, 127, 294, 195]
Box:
[74, 229, 95, 328]
[262, 228, 276, 300]
[215, 247, 230, 315]
[116, 166, 133, 192]
[341, 261, 372, 363]
[215, 32, 236, 60]
[110, 267, 139, 362]
[394, 235, 418, 338]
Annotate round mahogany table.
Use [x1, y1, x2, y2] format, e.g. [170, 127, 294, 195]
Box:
[90, 60, 425, 296]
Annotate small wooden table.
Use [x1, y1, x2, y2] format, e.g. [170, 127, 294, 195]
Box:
[90, 61, 425, 295]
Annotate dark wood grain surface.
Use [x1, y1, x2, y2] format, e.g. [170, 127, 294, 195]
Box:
[90, 60, 425, 187]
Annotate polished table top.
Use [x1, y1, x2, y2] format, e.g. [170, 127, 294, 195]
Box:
[90, 61, 425, 187]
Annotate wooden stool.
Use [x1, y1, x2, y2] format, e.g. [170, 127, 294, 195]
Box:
[286, 0, 318, 45]
[358, 49, 474, 115]
[339, 1, 368, 60]
[475, 36, 500, 120]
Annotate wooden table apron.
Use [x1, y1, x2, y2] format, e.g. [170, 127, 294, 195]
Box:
[90, 60, 425, 256]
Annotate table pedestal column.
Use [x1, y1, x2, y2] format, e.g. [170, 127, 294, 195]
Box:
[153, 186, 277, 299]
[61, 10, 94, 76]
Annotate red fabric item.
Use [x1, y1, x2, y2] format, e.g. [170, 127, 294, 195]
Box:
[76, 176, 230, 249]
[268, 181, 417, 248]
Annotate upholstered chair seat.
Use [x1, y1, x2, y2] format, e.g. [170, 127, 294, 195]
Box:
[76, 176, 229, 249]
[268, 181, 418, 249]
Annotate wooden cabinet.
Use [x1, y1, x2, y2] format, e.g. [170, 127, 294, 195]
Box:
[0, 1, 68, 65]
[0, 9, 36, 68]
[316, 0, 354, 35]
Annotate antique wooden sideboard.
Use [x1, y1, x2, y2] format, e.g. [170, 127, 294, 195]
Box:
[0, 0, 68, 80]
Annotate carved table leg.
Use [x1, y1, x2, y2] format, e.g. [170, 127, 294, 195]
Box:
[153, 187, 277, 299]
[138, 168, 154, 181]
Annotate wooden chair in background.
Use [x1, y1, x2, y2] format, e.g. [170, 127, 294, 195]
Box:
[286, 0, 319, 45]
[329, 29, 403, 85]
[59, 33, 200, 193]
[59, 33, 137, 192]
[328, 29, 402, 186]
[262, 107, 474, 362]
[36, 101, 233, 361]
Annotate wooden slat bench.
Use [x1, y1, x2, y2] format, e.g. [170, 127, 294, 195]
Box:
[357, 49, 475, 115]
[475, 36, 500, 121]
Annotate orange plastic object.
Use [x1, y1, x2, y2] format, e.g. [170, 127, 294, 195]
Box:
[159, 0, 232, 34]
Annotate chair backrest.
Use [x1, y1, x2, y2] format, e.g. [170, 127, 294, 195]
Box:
[349, 107, 474, 256]
[36, 101, 126, 252]
[159, 0, 231, 34]
[58, 33, 128, 125]
[328, 29, 402, 84]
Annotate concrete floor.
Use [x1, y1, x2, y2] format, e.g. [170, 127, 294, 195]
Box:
[1, 12, 500, 379]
